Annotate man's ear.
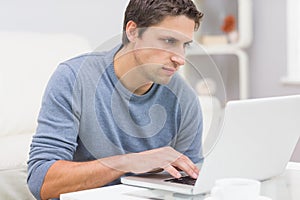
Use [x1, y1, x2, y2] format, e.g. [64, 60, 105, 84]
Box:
[126, 20, 139, 43]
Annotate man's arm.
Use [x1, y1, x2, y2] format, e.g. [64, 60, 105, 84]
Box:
[40, 159, 124, 200]
[40, 146, 199, 199]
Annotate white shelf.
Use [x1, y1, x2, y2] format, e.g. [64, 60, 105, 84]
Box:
[194, 0, 252, 48]
[184, 47, 249, 100]
[187, 45, 245, 55]
[237, 0, 253, 48]
[184, 0, 252, 101]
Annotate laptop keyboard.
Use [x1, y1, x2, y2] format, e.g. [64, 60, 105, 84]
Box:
[164, 175, 196, 186]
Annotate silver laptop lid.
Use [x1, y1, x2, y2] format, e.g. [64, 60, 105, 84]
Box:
[194, 95, 300, 194]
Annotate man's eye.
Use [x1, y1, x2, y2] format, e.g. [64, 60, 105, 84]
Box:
[164, 39, 176, 44]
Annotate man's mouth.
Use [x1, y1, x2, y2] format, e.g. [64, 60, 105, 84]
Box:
[162, 67, 176, 76]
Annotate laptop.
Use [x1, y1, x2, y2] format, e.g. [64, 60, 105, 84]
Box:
[121, 95, 300, 195]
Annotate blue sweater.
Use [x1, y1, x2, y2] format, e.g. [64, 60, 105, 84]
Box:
[27, 45, 203, 200]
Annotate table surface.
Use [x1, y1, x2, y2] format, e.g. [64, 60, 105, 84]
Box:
[60, 162, 300, 200]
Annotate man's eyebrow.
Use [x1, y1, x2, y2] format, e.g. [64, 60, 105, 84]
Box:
[159, 32, 193, 45]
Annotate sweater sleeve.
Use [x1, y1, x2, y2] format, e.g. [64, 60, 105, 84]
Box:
[27, 63, 80, 200]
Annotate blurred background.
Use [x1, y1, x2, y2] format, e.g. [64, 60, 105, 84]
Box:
[0, 0, 299, 161]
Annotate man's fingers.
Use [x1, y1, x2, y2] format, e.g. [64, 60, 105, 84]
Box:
[125, 147, 200, 177]
[164, 165, 182, 179]
[172, 155, 199, 179]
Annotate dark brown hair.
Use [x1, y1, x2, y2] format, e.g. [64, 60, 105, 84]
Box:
[122, 0, 204, 45]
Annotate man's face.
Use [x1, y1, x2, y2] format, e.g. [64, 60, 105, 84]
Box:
[131, 15, 195, 85]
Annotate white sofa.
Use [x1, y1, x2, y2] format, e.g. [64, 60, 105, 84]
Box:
[0, 31, 223, 199]
[0, 31, 92, 199]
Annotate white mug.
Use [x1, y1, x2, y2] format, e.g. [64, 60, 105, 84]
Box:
[210, 178, 261, 200]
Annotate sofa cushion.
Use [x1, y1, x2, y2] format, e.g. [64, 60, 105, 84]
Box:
[0, 133, 35, 199]
[0, 133, 33, 170]
[0, 168, 35, 200]
[0, 31, 92, 137]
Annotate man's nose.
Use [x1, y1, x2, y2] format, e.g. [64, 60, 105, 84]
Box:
[171, 45, 186, 66]
[171, 54, 185, 66]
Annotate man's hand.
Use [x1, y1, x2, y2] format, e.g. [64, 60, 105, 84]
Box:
[101, 146, 199, 179]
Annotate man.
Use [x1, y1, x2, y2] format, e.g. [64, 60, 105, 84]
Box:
[27, 0, 204, 199]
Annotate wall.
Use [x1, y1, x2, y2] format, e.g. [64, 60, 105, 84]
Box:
[0, 0, 129, 49]
[248, 0, 300, 97]
[193, 0, 300, 162]
[247, 0, 300, 162]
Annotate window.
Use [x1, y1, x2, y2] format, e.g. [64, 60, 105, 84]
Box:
[283, 0, 300, 84]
